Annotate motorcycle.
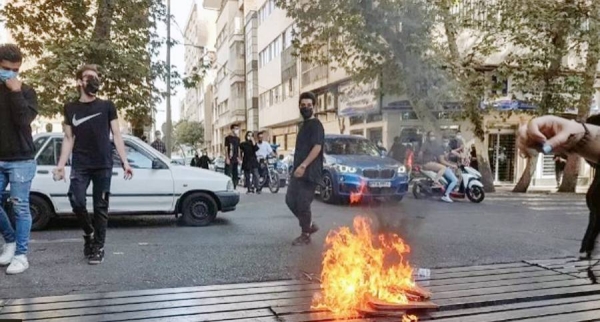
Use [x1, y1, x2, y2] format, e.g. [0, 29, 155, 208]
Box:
[258, 155, 280, 194]
[412, 164, 485, 203]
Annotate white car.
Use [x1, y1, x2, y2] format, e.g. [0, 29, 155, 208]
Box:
[18, 133, 239, 230]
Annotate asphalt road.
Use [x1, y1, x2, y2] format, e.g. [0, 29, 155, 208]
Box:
[0, 189, 590, 299]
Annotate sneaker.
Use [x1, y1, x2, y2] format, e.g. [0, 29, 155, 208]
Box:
[6, 255, 28, 274]
[0, 242, 16, 266]
[257, 190, 262, 194]
[308, 223, 319, 235]
[441, 196, 453, 203]
[83, 235, 94, 258]
[88, 247, 105, 265]
[292, 234, 311, 246]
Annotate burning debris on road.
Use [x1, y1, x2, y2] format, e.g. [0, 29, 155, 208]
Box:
[312, 216, 438, 321]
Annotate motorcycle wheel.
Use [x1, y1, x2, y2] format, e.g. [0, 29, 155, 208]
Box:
[268, 171, 280, 193]
[412, 181, 428, 199]
[466, 185, 485, 203]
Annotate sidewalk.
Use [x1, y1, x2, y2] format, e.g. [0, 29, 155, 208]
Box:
[1, 257, 599, 321]
[494, 185, 588, 194]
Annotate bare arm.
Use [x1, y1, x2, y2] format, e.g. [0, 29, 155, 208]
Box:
[57, 125, 75, 168]
[110, 120, 130, 168]
[439, 154, 456, 168]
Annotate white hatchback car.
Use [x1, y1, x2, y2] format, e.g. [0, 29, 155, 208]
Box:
[13, 133, 239, 230]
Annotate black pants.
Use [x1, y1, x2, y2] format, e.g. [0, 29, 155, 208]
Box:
[225, 163, 239, 189]
[555, 164, 565, 185]
[581, 172, 600, 253]
[244, 168, 260, 191]
[68, 168, 112, 248]
[285, 178, 317, 233]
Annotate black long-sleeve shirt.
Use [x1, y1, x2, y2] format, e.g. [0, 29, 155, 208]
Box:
[0, 84, 39, 161]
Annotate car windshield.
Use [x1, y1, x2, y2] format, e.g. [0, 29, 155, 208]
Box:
[325, 137, 381, 156]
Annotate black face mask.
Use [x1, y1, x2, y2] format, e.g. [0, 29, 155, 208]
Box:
[300, 107, 313, 120]
[84, 78, 100, 96]
[258, 138, 263, 143]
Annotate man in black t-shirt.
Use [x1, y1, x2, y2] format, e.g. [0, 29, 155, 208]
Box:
[54, 64, 133, 265]
[286, 92, 325, 246]
[224, 124, 241, 189]
[198, 151, 211, 169]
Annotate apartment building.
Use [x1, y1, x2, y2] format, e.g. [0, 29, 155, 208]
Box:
[182, 2, 218, 124]
[205, 0, 248, 156]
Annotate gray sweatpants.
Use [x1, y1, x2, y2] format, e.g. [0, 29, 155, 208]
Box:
[285, 177, 317, 233]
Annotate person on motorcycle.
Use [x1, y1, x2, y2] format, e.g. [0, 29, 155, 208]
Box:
[419, 132, 459, 203]
[255, 131, 276, 194]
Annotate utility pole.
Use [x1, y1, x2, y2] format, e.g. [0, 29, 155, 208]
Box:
[165, 0, 173, 158]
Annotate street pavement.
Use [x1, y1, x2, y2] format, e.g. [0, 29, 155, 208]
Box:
[0, 189, 590, 299]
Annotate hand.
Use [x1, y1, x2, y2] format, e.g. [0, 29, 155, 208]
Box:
[237, 157, 242, 164]
[225, 157, 230, 165]
[52, 167, 66, 182]
[123, 163, 134, 180]
[517, 115, 586, 157]
[294, 165, 306, 178]
[5, 78, 22, 92]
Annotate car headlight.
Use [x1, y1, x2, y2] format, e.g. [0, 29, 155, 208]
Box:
[336, 165, 358, 173]
[398, 166, 407, 174]
[226, 180, 234, 191]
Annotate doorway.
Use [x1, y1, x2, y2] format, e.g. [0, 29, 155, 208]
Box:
[488, 133, 516, 183]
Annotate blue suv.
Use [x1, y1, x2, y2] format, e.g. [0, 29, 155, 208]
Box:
[319, 134, 409, 204]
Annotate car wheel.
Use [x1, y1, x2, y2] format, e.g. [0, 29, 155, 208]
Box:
[30, 195, 53, 231]
[179, 192, 218, 227]
[466, 186, 485, 203]
[320, 173, 338, 204]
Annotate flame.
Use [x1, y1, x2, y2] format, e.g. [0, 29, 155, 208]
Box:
[313, 216, 418, 321]
[349, 182, 367, 204]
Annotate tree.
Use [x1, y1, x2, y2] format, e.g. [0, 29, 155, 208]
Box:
[174, 120, 204, 149]
[275, 0, 449, 139]
[559, 2, 600, 192]
[489, 0, 583, 192]
[277, 0, 501, 190]
[1, 0, 173, 134]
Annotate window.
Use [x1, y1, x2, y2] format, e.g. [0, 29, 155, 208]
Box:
[367, 114, 383, 123]
[120, 144, 154, 169]
[34, 136, 49, 153]
[350, 115, 365, 125]
[37, 138, 59, 166]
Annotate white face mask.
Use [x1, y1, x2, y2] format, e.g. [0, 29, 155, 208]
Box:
[233, 129, 240, 135]
[456, 135, 462, 140]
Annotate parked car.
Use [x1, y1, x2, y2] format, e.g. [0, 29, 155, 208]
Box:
[10, 133, 240, 230]
[318, 134, 409, 204]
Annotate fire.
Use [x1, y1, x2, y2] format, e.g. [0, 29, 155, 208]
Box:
[313, 216, 419, 320]
[349, 182, 367, 204]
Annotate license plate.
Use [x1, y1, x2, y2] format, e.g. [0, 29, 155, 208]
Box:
[368, 181, 392, 188]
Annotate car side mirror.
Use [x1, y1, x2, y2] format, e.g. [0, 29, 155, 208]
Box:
[152, 158, 165, 169]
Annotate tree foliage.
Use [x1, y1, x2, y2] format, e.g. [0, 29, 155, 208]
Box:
[1, 0, 175, 131]
[175, 120, 204, 148]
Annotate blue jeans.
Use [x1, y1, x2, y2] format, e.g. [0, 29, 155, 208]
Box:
[443, 168, 458, 198]
[0, 160, 36, 255]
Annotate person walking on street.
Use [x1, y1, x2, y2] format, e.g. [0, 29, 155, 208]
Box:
[255, 131, 275, 194]
[0, 44, 39, 274]
[151, 131, 167, 155]
[54, 64, 133, 265]
[224, 124, 241, 189]
[240, 131, 260, 194]
[198, 151, 211, 169]
[190, 153, 201, 168]
[286, 92, 324, 246]
[553, 154, 567, 188]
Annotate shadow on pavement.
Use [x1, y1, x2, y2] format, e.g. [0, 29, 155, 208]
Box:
[43, 216, 232, 231]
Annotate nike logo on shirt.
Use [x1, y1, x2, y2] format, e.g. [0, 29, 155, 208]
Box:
[72, 113, 102, 127]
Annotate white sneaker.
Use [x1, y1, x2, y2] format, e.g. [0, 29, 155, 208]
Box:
[0, 242, 16, 266]
[6, 255, 29, 274]
[441, 196, 454, 203]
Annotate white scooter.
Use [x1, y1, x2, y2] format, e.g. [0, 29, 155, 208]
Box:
[412, 165, 485, 203]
